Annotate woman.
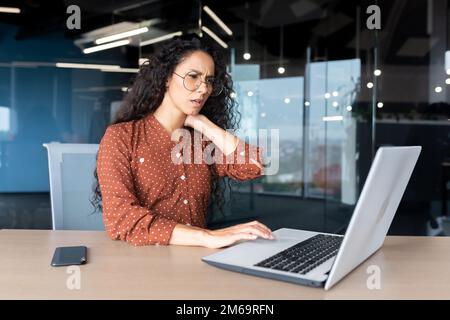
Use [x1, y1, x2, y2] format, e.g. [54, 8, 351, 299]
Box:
[95, 36, 274, 248]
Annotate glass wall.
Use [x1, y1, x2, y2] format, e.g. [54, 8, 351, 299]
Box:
[205, 0, 450, 236]
[208, 0, 373, 233]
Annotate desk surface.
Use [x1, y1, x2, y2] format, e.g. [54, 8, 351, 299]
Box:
[1, 229, 449, 299]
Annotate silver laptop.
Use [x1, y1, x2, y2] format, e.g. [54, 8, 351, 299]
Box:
[202, 146, 421, 290]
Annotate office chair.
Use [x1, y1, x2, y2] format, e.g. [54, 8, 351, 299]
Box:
[43, 142, 104, 230]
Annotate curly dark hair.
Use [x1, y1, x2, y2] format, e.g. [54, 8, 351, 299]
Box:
[91, 35, 240, 224]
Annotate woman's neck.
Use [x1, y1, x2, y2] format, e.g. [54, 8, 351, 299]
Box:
[153, 100, 186, 135]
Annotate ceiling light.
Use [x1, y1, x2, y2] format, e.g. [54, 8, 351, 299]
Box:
[95, 27, 148, 44]
[203, 6, 233, 36]
[55, 62, 121, 70]
[140, 31, 183, 47]
[201, 26, 228, 48]
[101, 68, 139, 73]
[278, 25, 285, 77]
[0, 7, 20, 13]
[83, 39, 130, 54]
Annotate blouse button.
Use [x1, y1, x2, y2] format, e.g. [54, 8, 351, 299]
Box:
[240, 151, 245, 156]
[176, 152, 181, 158]
[180, 175, 186, 180]
[139, 158, 145, 163]
[183, 199, 189, 205]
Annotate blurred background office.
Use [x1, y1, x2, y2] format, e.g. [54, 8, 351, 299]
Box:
[1, 0, 449, 236]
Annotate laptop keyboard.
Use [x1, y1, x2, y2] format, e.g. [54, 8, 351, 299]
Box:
[254, 234, 343, 275]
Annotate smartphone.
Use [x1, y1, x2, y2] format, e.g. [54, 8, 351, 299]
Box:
[51, 246, 87, 267]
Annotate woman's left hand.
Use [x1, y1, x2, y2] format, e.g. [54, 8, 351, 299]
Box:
[184, 113, 239, 155]
[184, 114, 209, 133]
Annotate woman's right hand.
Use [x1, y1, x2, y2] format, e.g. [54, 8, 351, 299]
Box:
[201, 220, 275, 249]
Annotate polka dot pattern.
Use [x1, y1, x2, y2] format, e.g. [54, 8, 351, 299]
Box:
[96, 113, 263, 246]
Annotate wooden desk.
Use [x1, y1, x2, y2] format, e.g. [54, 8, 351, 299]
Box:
[1, 229, 449, 299]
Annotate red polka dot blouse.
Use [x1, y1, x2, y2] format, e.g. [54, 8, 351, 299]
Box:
[97, 113, 262, 246]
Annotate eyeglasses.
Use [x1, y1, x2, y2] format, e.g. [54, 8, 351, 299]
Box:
[173, 71, 223, 97]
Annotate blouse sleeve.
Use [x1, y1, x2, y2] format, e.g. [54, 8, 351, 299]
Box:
[213, 139, 264, 180]
[97, 125, 178, 246]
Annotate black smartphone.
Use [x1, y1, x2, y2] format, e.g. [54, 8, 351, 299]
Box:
[51, 246, 87, 267]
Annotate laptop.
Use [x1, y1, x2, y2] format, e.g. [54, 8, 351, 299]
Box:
[202, 146, 421, 290]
